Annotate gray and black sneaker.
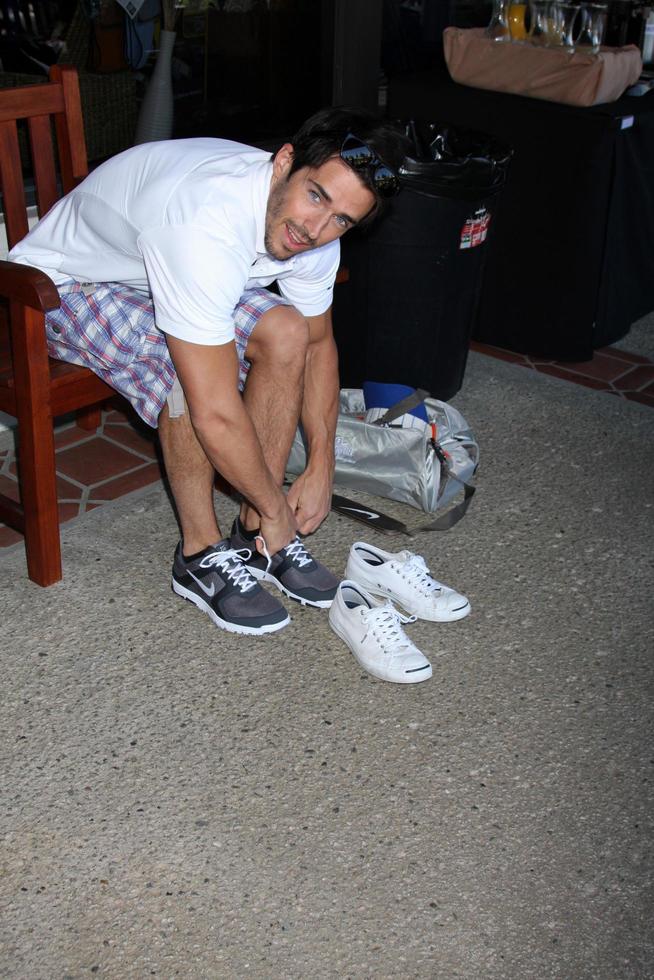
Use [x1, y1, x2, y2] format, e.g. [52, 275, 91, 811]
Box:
[229, 518, 338, 608]
[172, 539, 290, 635]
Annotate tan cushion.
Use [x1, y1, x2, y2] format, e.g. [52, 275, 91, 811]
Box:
[443, 27, 642, 107]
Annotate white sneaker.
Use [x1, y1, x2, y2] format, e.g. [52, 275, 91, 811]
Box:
[345, 541, 471, 622]
[328, 580, 432, 684]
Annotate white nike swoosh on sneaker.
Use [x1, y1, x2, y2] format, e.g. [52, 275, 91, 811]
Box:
[187, 569, 216, 597]
[339, 507, 380, 520]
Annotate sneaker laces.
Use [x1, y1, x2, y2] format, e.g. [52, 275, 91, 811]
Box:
[361, 602, 416, 652]
[255, 534, 272, 573]
[396, 553, 442, 595]
[283, 536, 312, 568]
[199, 547, 257, 592]
[250, 533, 312, 574]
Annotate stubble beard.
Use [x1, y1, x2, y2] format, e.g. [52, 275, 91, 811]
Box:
[264, 179, 314, 259]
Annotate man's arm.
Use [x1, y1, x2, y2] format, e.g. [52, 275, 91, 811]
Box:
[286, 307, 339, 534]
[166, 334, 297, 555]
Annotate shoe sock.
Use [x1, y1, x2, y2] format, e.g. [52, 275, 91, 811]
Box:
[235, 516, 259, 542]
[181, 539, 227, 563]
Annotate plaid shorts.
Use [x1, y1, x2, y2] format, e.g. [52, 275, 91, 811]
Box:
[45, 282, 290, 428]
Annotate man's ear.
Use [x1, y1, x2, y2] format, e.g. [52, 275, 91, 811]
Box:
[272, 142, 294, 182]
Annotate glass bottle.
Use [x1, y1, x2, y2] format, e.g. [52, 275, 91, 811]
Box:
[644, 8, 654, 64]
[508, 3, 529, 40]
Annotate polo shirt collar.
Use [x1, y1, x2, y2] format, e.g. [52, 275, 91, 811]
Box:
[254, 158, 274, 255]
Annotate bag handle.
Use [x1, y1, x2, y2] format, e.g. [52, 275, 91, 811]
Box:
[369, 388, 431, 426]
[415, 481, 476, 531]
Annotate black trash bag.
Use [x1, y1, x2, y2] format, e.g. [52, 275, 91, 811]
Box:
[399, 118, 513, 200]
[332, 119, 513, 401]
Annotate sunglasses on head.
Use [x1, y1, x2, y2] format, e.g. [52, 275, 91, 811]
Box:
[340, 133, 400, 198]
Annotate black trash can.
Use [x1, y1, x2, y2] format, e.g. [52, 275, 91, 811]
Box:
[333, 121, 512, 400]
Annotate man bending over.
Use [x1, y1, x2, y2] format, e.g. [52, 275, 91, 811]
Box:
[9, 107, 406, 635]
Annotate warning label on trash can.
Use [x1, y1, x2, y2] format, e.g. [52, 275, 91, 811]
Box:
[460, 208, 491, 249]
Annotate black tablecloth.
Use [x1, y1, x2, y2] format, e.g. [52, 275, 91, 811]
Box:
[389, 71, 654, 360]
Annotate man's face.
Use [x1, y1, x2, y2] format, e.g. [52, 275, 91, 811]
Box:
[264, 144, 375, 260]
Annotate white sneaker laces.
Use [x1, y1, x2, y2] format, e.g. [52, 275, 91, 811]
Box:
[255, 534, 273, 573]
[200, 548, 257, 592]
[284, 537, 312, 568]
[362, 602, 416, 652]
[249, 534, 312, 575]
[396, 553, 442, 595]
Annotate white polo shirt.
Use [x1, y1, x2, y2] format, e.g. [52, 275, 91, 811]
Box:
[9, 137, 340, 346]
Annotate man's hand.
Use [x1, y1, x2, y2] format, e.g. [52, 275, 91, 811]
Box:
[287, 465, 333, 535]
[258, 497, 298, 556]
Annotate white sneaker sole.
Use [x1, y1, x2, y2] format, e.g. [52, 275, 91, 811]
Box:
[329, 620, 433, 685]
[248, 566, 334, 608]
[172, 580, 290, 635]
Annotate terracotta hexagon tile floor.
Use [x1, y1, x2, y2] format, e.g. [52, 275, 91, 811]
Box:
[0, 404, 164, 549]
[54, 436, 148, 485]
[469, 341, 654, 407]
[1, 339, 653, 552]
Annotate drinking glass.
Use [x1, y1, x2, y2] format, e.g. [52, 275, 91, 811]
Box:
[576, 2, 608, 53]
[553, 2, 581, 49]
[527, 0, 551, 44]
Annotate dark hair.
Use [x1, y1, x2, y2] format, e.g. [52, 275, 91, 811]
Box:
[287, 106, 409, 223]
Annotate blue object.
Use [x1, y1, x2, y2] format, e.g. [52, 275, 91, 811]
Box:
[362, 381, 429, 423]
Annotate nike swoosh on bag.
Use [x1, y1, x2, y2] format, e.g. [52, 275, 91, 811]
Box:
[188, 570, 216, 597]
[339, 507, 380, 520]
[330, 493, 412, 535]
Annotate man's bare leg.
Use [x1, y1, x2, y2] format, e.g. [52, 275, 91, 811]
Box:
[162, 399, 291, 634]
[158, 403, 220, 556]
[229, 304, 338, 607]
[158, 305, 307, 550]
[238, 305, 309, 532]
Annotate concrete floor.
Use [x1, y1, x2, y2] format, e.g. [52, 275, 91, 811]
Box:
[1, 342, 653, 979]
